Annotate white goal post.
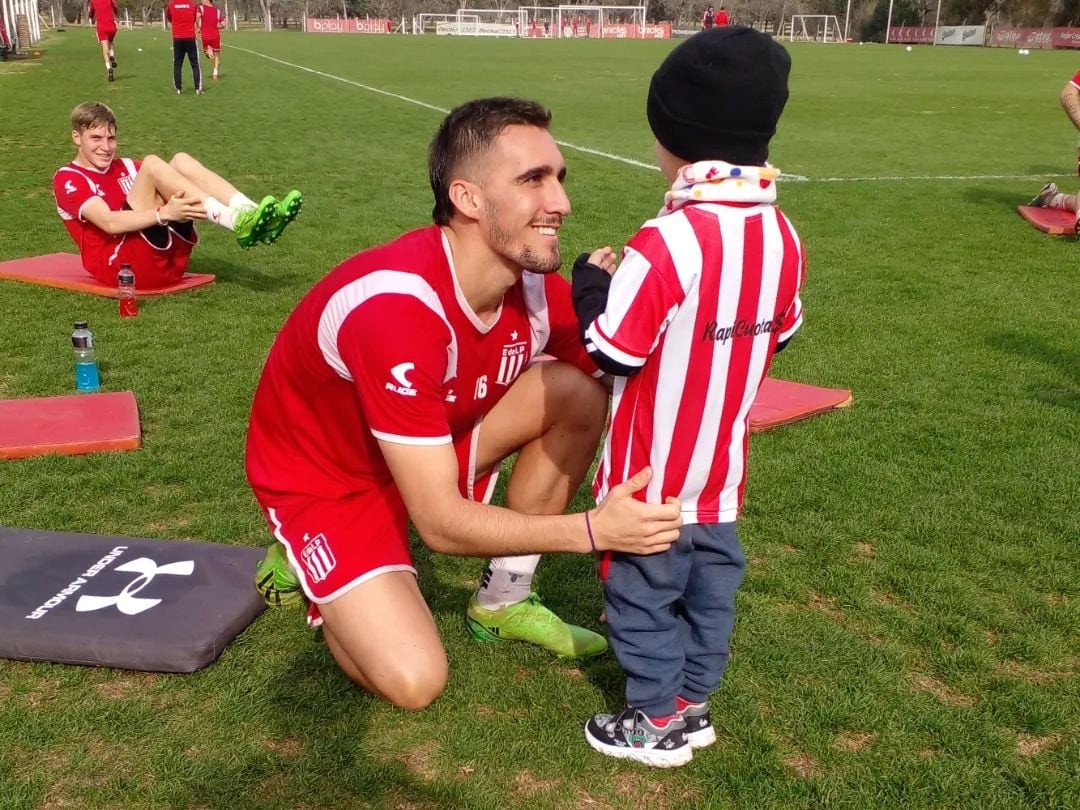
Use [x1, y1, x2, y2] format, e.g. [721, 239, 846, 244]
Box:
[413, 12, 481, 35]
[787, 14, 844, 43]
[413, 4, 647, 39]
[518, 5, 558, 38]
[552, 4, 646, 39]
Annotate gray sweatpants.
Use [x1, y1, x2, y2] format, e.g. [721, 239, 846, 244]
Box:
[603, 522, 745, 718]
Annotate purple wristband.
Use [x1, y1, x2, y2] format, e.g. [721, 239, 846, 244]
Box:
[584, 510, 597, 553]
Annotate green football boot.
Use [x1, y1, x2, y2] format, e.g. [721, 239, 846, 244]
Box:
[259, 190, 304, 245]
[234, 195, 278, 249]
[254, 543, 304, 607]
[466, 592, 608, 658]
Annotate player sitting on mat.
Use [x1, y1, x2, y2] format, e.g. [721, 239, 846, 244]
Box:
[1029, 181, 1080, 228]
[53, 101, 303, 290]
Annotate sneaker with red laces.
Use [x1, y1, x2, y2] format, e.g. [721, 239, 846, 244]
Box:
[584, 708, 692, 768]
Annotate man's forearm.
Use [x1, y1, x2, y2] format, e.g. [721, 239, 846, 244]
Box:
[1061, 86, 1080, 132]
[417, 499, 589, 558]
[92, 206, 165, 235]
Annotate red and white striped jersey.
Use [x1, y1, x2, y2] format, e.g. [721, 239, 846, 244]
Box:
[585, 201, 805, 524]
[246, 225, 597, 503]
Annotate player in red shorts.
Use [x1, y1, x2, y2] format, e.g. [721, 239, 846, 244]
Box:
[53, 101, 304, 289]
[87, 0, 118, 82]
[198, 0, 224, 80]
[246, 97, 682, 711]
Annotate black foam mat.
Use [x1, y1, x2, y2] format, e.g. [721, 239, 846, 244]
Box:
[0, 526, 266, 673]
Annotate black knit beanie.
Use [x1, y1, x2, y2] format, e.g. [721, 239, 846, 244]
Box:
[647, 26, 791, 166]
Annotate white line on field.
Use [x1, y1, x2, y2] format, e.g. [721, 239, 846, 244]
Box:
[226, 45, 1060, 186]
[795, 173, 1057, 183]
[227, 45, 660, 172]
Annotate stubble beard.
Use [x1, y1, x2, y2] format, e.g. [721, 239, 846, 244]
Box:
[485, 201, 562, 275]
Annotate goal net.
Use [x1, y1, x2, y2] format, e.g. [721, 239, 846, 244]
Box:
[554, 5, 646, 39]
[414, 8, 520, 37]
[519, 5, 558, 38]
[413, 12, 481, 35]
[414, 4, 647, 39]
[787, 15, 844, 43]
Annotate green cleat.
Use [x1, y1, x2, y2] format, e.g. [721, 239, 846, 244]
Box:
[234, 195, 278, 249]
[259, 190, 304, 245]
[254, 543, 305, 607]
[466, 592, 608, 658]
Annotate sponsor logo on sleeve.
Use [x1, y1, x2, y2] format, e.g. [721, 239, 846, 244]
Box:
[386, 362, 418, 396]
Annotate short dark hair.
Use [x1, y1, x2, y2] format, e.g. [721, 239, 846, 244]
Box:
[428, 97, 552, 226]
[71, 101, 116, 134]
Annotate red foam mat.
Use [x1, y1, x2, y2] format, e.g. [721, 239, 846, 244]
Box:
[749, 378, 853, 433]
[1017, 205, 1076, 236]
[0, 391, 141, 460]
[0, 253, 214, 297]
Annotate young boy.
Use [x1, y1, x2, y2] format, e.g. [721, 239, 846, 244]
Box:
[573, 27, 805, 768]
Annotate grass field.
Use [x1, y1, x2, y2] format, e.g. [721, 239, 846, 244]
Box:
[0, 27, 1078, 810]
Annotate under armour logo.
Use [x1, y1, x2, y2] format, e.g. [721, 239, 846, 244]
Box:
[64, 180, 77, 195]
[75, 557, 195, 615]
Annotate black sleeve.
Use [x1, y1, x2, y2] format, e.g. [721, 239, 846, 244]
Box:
[570, 253, 642, 378]
[570, 253, 611, 338]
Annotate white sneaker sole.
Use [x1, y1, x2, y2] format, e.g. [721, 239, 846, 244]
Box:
[585, 726, 693, 767]
[685, 726, 716, 749]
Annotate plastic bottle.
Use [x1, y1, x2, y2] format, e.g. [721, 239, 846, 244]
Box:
[72, 321, 100, 392]
[118, 264, 138, 318]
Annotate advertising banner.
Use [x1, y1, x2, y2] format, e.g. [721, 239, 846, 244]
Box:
[935, 25, 986, 46]
[889, 26, 934, 44]
[436, 21, 516, 36]
[988, 27, 1080, 49]
[306, 17, 392, 34]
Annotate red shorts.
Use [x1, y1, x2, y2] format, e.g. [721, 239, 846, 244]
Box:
[203, 36, 220, 51]
[255, 423, 499, 628]
[96, 25, 117, 43]
[83, 225, 198, 289]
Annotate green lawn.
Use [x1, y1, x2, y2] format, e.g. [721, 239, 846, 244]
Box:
[0, 29, 1077, 809]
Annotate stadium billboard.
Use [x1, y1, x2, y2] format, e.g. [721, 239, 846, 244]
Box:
[306, 17, 392, 34]
[888, 26, 934, 44]
[935, 25, 985, 46]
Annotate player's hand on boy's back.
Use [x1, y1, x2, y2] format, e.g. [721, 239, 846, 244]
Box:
[586, 246, 617, 274]
[589, 466, 682, 555]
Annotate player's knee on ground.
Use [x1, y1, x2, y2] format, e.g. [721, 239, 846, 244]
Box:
[379, 662, 449, 711]
[327, 627, 449, 710]
[350, 652, 447, 711]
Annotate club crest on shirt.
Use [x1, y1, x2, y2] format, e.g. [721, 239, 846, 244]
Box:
[496, 331, 528, 386]
[300, 533, 336, 583]
[118, 173, 136, 195]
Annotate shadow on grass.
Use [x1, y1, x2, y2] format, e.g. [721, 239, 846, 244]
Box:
[188, 256, 291, 293]
[246, 630, 482, 808]
[961, 185, 1040, 210]
[989, 331, 1080, 412]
